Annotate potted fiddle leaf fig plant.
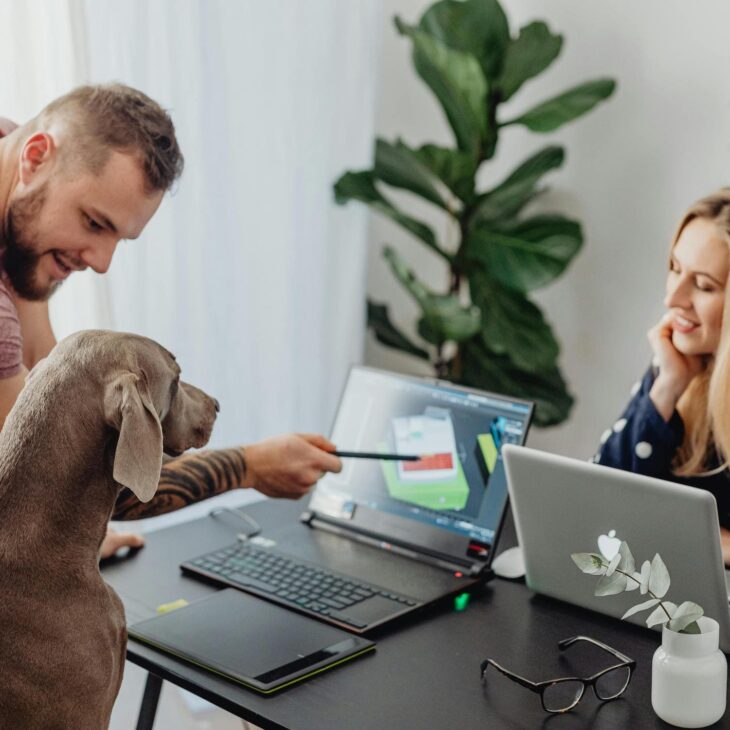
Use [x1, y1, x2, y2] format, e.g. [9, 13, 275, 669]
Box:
[334, 0, 616, 426]
[573, 541, 727, 728]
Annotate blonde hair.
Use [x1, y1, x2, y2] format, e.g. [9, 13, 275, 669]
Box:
[673, 188, 730, 475]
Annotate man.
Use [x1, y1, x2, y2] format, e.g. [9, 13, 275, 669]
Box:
[0, 85, 342, 557]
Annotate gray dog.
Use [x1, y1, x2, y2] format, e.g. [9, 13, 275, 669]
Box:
[0, 330, 218, 728]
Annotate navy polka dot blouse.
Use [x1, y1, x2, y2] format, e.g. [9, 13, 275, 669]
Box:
[595, 366, 730, 528]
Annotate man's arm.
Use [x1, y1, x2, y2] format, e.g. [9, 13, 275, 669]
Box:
[114, 447, 248, 519]
[14, 299, 56, 368]
[112, 433, 342, 520]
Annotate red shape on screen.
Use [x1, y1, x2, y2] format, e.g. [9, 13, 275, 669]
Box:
[403, 453, 453, 471]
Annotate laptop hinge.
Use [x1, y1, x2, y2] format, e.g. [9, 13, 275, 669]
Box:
[305, 514, 484, 576]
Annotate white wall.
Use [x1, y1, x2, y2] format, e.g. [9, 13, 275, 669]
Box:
[365, 0, 730, 458]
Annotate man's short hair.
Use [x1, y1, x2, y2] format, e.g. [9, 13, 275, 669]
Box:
[39, 83, 184, 193]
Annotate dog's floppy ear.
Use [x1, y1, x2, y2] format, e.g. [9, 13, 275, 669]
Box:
[104, 371, 162, 503]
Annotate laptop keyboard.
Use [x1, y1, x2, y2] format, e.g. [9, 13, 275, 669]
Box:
[181, 541, 419, 630]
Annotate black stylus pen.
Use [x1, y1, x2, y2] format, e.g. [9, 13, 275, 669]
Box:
[332, 450, 420, 462]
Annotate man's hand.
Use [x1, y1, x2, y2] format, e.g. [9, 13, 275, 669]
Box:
[244, 433, 342, 499]
[0, 117, 18, 137]
[100, 525, 145, 560]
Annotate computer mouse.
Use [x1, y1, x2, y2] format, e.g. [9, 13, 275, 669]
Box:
[491, 546, 525, 580]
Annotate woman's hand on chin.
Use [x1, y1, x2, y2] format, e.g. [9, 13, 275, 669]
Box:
[648, 312, 704, 420]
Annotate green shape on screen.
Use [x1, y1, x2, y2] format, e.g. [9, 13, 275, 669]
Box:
[378, 442, 469, 510]
[477, 433, 498, 474]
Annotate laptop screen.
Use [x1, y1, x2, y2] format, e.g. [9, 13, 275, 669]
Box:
[309, 367, 533, 560]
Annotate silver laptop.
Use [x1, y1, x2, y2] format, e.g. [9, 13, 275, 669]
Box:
[502, 445, 730, 651]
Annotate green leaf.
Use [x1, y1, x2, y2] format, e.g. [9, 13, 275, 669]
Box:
[681, 621, 702, 635]
[456, 337, 574, 426]
[571, 552, 606, 576]
[471, 274, 559, 373]
[595, 571, 627, 596]
[648, 553, 670, 599]
[383, 247, 481, 344]
[498, 22, 563, 101]
[367, 300, 430, 360]
[503, 78, 616, 133]
[414, 144, 476, 202]
[333, 170, 447, 259]
[395, 18, 487, 157]
[417, 0, 510, 82]
[417, 317, 441, 346]
[466, 215, 583, 292]
[605, 553, 621, 577]
[639, 560, 651, 595]
[647, 602, 676, 628]
[622, 598, 660, 620]
[668, 602, 704, 633]
[469, 146, 565, 225]
[617, 542, 635, 575]
[374, 138, 446, 209]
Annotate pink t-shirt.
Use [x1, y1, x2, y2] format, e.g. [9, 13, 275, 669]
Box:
[0, 275, 22, 379]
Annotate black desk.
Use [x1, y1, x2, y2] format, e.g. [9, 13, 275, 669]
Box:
[102, 499, 729, 729]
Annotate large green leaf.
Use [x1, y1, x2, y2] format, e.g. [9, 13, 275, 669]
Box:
[470, 272, 559, 372]
[498, 22, 562, 101]
[469, 145, 564, 225]
[418, 0, 510, 82]
[367, 300, 430, 360]
[502, 78, 616, 132]
[395, 18, 487, 157]
[374, 138, 447, 209]
[466, 214, 583, 291]
[384, 246, 481, 344]
[334, 170, 448, 260]
[414, 143, 476, 203]
[456, 336, 573, 426]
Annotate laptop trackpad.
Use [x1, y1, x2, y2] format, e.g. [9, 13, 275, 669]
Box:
[329, 595, 404, 629]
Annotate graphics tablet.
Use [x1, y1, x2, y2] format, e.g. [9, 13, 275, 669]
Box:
[129, 588, 376, 694]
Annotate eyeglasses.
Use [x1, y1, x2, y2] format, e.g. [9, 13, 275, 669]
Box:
[480, 636, 636, 714]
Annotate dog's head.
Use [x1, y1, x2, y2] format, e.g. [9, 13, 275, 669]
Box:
[50, 331, 219, 503]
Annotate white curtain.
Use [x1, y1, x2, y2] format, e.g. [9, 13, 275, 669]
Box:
[1, 0, 382, 448]
[0, 0, 87, 112]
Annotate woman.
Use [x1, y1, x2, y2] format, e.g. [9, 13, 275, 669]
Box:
[595, 188, 730, 563]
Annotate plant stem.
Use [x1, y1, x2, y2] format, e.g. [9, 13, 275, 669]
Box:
[449, 270, 461, 295]
[612, 566, 673, 621]
[434, 346, 448, 379]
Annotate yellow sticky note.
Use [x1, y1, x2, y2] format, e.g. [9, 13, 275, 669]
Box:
[156, 598, 189, 614]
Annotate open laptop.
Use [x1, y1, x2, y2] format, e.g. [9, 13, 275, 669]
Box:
[181, 366, 533, 633]
[502, 445, 730, 651]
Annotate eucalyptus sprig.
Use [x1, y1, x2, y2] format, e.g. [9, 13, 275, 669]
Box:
[571, 541, 704, 634]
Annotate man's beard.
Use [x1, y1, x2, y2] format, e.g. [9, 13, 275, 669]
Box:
[3, 183, 61, 301]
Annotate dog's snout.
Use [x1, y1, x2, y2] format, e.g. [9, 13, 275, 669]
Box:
[213, 398, 220, 413]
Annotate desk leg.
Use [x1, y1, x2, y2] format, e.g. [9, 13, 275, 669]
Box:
[135, 671, 163, 730]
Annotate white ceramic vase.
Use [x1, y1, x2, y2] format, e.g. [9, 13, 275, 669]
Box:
[651, 617, 727, 728]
